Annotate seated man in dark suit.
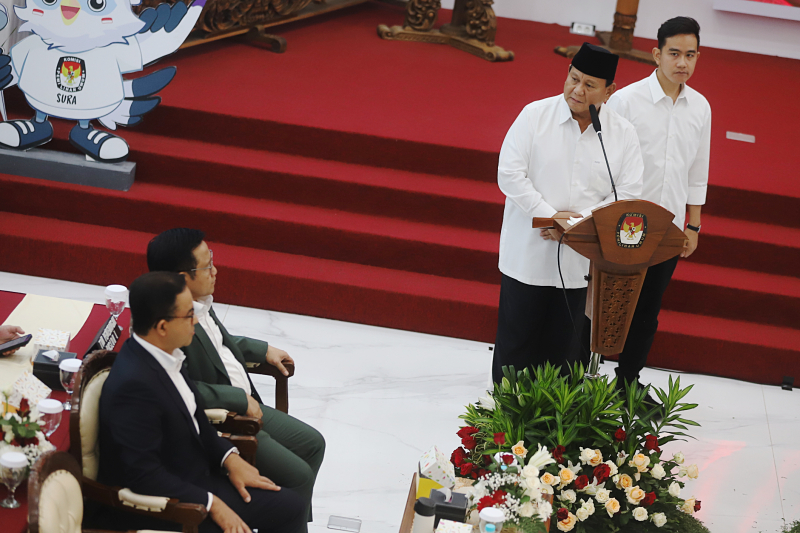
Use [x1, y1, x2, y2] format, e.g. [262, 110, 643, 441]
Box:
[147, 229, 325, 530]
[98, 271, 306, 533]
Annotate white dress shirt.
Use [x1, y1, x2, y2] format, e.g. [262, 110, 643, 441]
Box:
[607, 70, 711, 229]
[132, 334, 236, 511]
[193, 296, 252, 395]
[498, 95, 644, 288]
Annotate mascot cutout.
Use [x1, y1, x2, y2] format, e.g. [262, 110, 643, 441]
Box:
[0, 0, 205, 163]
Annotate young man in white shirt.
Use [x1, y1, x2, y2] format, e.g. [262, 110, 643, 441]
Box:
[603, 17, 711, 399]
[492, 43, 644, 383]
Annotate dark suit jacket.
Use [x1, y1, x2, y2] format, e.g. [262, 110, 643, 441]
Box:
[98, 337, 234, 506]
[181, 308, 268, 414]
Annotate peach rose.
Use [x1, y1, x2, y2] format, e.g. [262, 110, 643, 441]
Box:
[682, 498, 696, 514]
[559, 466, 576, 487]
[687, 464, 699, 479]
[626, 486, 646, 505]
[588, 450, 603, 467]
[512, 440, 528, 458]
[541, 472, 558, 486]
[615, 474, 633, 490]
[629, 453, 650, 473]
[605, 497, 621, 517]
[557, 512, 578, 532]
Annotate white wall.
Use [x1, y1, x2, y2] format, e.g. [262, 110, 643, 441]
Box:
[440, 0, 800, 60]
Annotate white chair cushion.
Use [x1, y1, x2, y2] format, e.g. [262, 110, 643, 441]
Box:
[38, 469, 82, 533]
[118, 488, 169, 511]
[80, 368, 110, 481]
[205, 408, 229, 423]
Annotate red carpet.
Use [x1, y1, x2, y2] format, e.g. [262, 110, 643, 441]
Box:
[0, 1, 798, 385]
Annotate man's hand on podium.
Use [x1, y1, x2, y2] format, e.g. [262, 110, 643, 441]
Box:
[540, 211, 582, 241]
[681, 228, 698, 258]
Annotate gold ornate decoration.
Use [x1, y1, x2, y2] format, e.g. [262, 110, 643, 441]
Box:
[377, 0, 513, 62]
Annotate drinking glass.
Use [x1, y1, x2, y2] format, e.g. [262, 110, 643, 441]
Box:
[0, 452, 28, 509]
[37, 398, 63, 438]
[104, 285, 128, 319]
[59, 358, 82, 411]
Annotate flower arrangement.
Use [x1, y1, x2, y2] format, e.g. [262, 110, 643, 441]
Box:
[453, 364, 703, 533]
[0, 391, 54, 466]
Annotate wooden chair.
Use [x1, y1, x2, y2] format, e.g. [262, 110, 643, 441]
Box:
[68, 350, 258, 533]
[28, 449, 174, 533]
[206, 360, 295, 436]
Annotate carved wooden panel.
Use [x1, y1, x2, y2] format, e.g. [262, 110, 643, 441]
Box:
[591, 269, 646, 355]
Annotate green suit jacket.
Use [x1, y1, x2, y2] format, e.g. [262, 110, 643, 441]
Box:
[181, 307, 269, 415]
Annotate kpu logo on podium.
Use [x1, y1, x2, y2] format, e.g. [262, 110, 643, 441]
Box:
[616, 213, 647, 248]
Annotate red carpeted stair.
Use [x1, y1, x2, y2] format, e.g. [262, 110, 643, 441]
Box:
[0, 2, 797, 385]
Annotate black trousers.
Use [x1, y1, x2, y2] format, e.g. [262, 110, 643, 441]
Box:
[580, 256, 679, 383]
[492, 274, 587, 384]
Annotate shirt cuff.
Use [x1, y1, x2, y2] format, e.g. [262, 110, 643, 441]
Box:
[531, 203, 558, 219]
[687, 185, 707, 206]
[207, 492, 213, 512]
[221, 447, 239, 468]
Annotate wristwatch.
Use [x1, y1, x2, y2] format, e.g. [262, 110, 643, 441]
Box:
[686, 224, 701, 233]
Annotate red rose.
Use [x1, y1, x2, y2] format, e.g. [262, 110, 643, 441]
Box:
[557, 508, 569, 521]
[457, 426, 479, 439]
[593, 463, 611, 484]
[614, 428, 627, 442]
[644, 434, 661, 452]
[553, 445, 566, 464]
[477, 468, 489, 479]
[574, 475, 589, 490]
[477, 496, 494, 511]
[483, 455, 492, 465]
[461, 463, 474, 476]
[451, 447, 468, 467]
[502, 454, 514, 465]
[462, 436, 477, 450]
[19, 398, 30, 416]
[492, 489, 507, 504]
[493, 433, 506, 445]
[471, 471, 478, 479]
[642, 492, 657, 507]
[694, 500, 702, 512]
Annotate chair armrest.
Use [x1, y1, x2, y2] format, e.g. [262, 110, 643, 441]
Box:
[220, 434, 259, 466]
[245, 362, 294, 414]
[206, 409, 262, 436]
[246, 361, 295, 379]
[82, 478, 207, 531]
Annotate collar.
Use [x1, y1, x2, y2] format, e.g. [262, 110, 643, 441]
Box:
[558, 95, 574, 124]
[132, 333, 186, 373]
[192, 295, 214, 320]
[648, 69, 688, 104]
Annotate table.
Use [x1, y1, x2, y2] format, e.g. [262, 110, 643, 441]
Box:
[0, 290, 130, 532]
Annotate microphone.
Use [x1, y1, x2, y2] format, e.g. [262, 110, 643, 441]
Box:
[589, 104, 618, 202]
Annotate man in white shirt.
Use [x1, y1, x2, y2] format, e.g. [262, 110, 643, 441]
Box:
[147, 229, 325, 532]
[98, 272, 305, 533]
[492, 43, 644, 383]
[603, 17, 711, 398]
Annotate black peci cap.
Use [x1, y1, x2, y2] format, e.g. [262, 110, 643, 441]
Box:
[571, 42, 619, 81]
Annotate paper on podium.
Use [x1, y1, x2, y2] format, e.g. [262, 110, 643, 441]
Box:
[2, 294, 94, 360]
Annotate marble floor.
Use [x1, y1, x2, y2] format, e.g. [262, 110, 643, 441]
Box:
[0, 271, 797, 533]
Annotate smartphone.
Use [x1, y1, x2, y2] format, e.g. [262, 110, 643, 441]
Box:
[0, 333, 32, 354]
[327, 516, 362, 533]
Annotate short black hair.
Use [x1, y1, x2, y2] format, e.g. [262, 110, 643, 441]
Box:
[129, 272, 187, 336]
[147, 228, 206, 276]
[657, 17, 700, 50]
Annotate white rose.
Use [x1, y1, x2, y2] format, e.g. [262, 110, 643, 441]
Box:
[580, 498, 595, 516]
[541, 484, 554, 495]
[652, 512, 667, 527]
[673, 452, 685, 465]
[650, 463, 666, 480]
[605, 460, 618, 477]
[576, 507, 590, 521]
[687, 464, 699, 479]
[678, 466, 688, 477]
[669, 481, 681, 498]
[633, 507, 648, 521]
[523, 476, 541, 494]
[522, 465, 540, 479]
[558, 489, 577, 504]
[595, 488, 611, 504]
[579, 447, 595, 465]
[518, 501, 535, 518]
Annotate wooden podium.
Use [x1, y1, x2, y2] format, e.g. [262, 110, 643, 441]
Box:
[534, 200, 686, 377]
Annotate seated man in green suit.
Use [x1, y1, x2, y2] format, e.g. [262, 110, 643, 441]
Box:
[147, 228, 325, 532]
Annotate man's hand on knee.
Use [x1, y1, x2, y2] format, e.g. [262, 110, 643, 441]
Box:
[245, 395, 263, 419]
[225, 452, 280, 503]
[210, 495, 251, 533]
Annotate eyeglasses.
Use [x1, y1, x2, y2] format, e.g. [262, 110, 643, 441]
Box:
[161, 311, 195, 322]
[188, 250, 214, 272]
